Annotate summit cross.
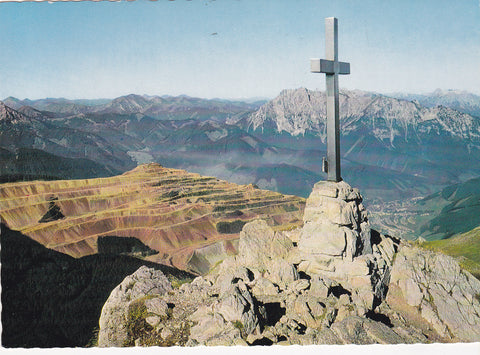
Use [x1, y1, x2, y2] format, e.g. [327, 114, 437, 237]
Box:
[310, 17, 350, 182]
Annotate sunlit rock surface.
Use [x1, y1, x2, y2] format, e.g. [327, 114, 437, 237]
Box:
[97, 179, 480, 346]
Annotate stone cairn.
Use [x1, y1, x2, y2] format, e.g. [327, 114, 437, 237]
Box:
[297, 180, 391, 313]
[299, 180, 371, 264]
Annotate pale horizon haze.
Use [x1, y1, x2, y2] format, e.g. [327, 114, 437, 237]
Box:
[0, 0, 479, 100]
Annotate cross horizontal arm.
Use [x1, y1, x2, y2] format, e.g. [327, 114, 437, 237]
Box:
[310, 59, 350, 75]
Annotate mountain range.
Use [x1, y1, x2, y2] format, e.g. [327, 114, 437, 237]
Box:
[3, 94, 260, 120]
[2, 88, 480, 239]
[389, 89, 480, 118]
[238, 89, 480, 189]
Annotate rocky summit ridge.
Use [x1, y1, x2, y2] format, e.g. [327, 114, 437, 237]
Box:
[97, 180, 480, 346]
[238, 88, 480, 144]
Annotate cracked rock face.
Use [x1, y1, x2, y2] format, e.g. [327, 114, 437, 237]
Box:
[388, 245, 480, 342]
[97, 219, 426, 346]
[298, 180, 389, 311]
[97, 266, 172, 347]
[299, 180, 371, 262]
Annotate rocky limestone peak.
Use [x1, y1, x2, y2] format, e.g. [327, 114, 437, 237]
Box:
[97, 180, 480, 346]
[246, 88, 480, 145]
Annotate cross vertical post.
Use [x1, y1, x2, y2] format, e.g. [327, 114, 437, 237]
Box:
[325, 17, 340, 182]
[310, 17, 350, 182]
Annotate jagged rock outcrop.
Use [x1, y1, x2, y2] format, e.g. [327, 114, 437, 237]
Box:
[97, 266, 172, 347]
[97, 180, 480, 346]
[0, 101, 32, 124]
[387, 245, 480, 342]
[97, 218, 428, 346]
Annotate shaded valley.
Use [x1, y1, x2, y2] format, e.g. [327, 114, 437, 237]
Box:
[369, 176, 480, 241]
[0, 223, 193, 348]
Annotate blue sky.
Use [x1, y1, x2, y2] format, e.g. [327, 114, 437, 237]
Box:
[0, 0, 479, 100]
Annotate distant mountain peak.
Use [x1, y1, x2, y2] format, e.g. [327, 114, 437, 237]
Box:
[120, 93, 147, 100]
[431, 88, 469, 96]
[0, 101, 30, 124]
[244, 87, 480, 143]
[112, 93, 150, 103]
[389, 89, 480, 117]
[3, 96, 20, 104]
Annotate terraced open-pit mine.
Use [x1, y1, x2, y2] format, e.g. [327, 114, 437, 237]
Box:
[0, 163, 305, 273]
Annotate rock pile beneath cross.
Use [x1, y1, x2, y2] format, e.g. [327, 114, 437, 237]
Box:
[97, 180, 480, 346]
[297, 180, 390, 313]
[299, 180, 371, 261]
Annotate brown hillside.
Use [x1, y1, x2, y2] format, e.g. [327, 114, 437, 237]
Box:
[0, 163, 305, 271]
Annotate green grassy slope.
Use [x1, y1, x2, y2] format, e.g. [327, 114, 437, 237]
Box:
[423, 225, 480, 279]
[415, 176, 480, 240]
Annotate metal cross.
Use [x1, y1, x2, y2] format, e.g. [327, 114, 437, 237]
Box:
[310, 17, 350, 182]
